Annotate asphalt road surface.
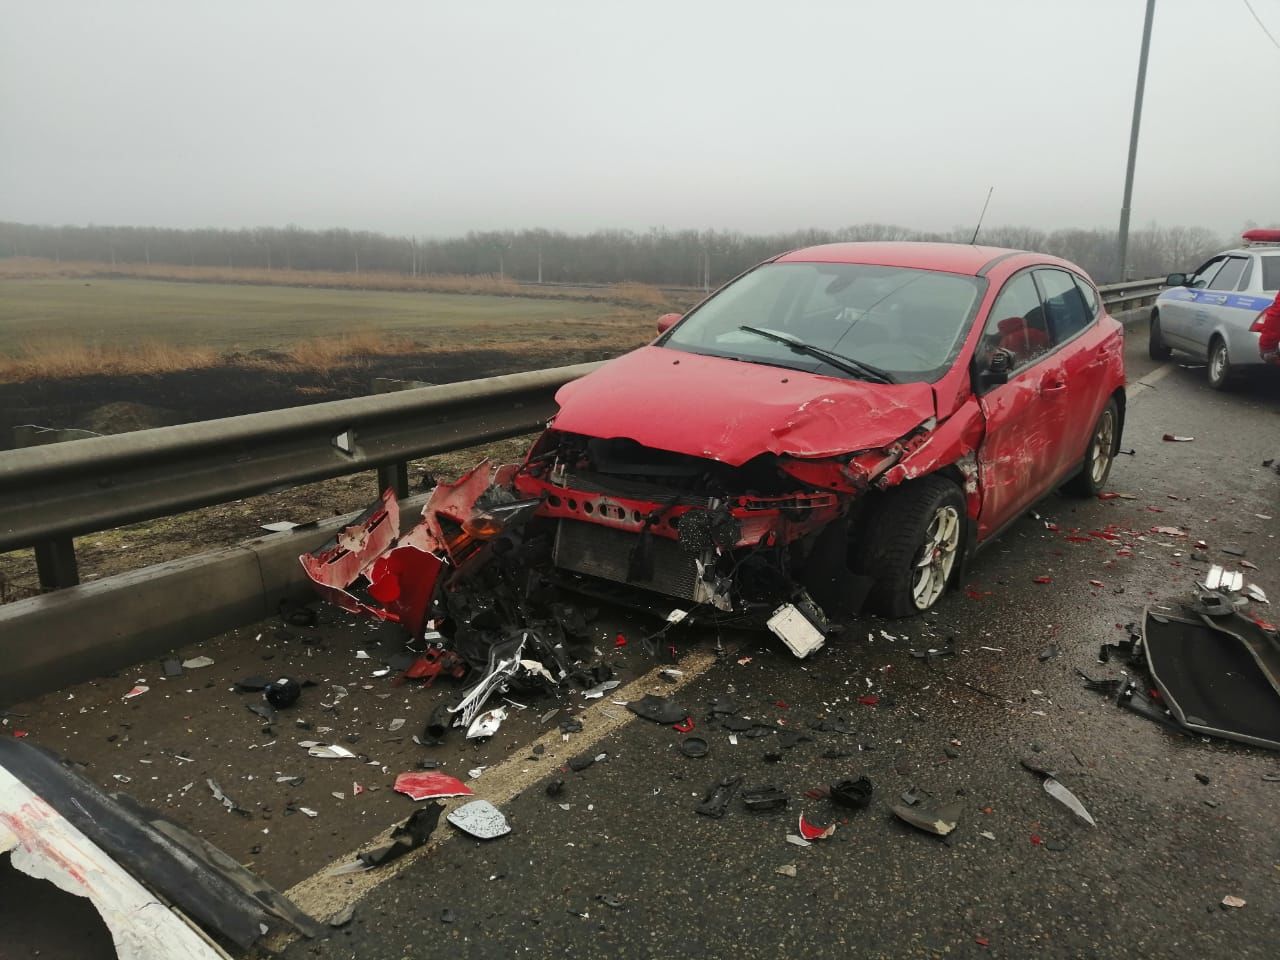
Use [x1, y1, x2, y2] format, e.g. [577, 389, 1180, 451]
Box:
[4, 316, 1279, 959]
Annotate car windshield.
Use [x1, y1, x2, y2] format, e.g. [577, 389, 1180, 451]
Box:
[661, 261, 984, 383]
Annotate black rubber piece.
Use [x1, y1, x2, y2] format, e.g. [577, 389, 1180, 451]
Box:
[830, 776, 874, 809]
[678, 737, 709, 758]
[626, 694, 689, 725]
[741, 785, 788, 812]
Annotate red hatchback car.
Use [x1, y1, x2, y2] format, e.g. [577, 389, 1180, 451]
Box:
[305, 242, 1127, 639]
[510, 241, 1126, 620]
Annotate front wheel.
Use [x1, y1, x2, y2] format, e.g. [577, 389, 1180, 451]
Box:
[1207, 337, 1232, 391]
[1148, 312, 1172, 361]
[855, 476, 965, 618]
[1064, 398, 1119, 497]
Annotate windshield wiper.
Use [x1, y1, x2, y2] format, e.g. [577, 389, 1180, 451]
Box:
[737, 325, 896, 384]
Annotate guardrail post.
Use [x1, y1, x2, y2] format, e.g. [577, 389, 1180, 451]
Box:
[369, 378, 431, 498]
[376, 461, 410, 499]
[14, 425, 92, 590]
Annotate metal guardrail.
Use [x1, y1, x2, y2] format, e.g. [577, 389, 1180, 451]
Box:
[0, 278, 1165, 592]
[0, 362, 601, 588]
[1098, 278, 1165, 312]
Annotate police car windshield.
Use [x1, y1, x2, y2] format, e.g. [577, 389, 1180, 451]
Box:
[659, 262, 982, 384]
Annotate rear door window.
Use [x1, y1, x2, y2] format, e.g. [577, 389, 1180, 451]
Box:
[1072, 274, 1100, 317]
[1237, 258, 1254, 291]
[978, 273, 1050, 372]
[1035, 268, 1093, 343]
[1207, 256, 1248, 291]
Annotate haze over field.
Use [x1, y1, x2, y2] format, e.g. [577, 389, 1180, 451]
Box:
[3, 0, 1278, 236]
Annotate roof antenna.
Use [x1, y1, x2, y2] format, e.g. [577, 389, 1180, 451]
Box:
[970, 186, 994, 244]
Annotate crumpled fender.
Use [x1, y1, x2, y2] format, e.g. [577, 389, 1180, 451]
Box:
[875, 399, 984, 514]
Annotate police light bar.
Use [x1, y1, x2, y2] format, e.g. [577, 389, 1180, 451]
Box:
[1242, 228, 1280, 246]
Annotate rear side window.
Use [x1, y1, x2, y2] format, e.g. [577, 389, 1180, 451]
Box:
[1073, 274, 1100, 316]
[1262, 256, 1280, 292]
[1036, 268, 1092, 342]
[1237, 258, 1254, 291]
[1207, 256, 1248, 291]
[978, 273, 1050, 372]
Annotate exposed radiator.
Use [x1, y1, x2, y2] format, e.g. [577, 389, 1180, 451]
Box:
[553, 519, 701, 602]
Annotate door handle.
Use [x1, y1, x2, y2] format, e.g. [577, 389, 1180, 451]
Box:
[1039, 373, 1066, 393]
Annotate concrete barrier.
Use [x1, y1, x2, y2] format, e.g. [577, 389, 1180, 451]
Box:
[0, 493, 428, 707]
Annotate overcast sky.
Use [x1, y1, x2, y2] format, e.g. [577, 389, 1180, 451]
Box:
[2, 0, 1277, 237]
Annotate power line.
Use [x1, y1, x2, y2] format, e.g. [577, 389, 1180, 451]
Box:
[1242, 0, 1280, 51]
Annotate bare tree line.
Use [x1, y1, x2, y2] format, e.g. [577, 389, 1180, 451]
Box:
[0, 219, 1259, 286]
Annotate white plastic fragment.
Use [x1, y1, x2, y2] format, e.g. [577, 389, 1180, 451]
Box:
[261, 521, 300, 532]
[387, 718, 406, 732]
[582, 680, 620, 699]
[767, 603, 825, 659]
[666, 608, 689, 624]
[1221, 895, 1246, 909]
[446, 799, 510, 839]
[307, 743, 356, 759]
[784, 835, 812, 848]
[123, 685, 149, 699]
[180, 656, 214, 669]
[1246, 584, 1268, 604]
[1044, 778, 1096, 826]
[466, 707, 508, 739]
[299, 807, 318, 818]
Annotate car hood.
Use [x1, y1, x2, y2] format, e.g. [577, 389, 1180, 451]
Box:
[551, 346, 937, 466]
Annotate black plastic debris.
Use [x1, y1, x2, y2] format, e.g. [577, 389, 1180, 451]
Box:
[1038, 643, 1060, 663]
[778, 730, 814, 750]
[545, 779, 565, 798]
[162, 658, 184, 678]
[1221, 543, 1246, 557]
[830, 776, 874, 810]
[356, 804, 443, 868]
[1194, 773, 1211, 785]
[426, 703, 454, 739]
[281, 601, 319, 628]
[627, 694, 689, 725]
[440, 908, 456, 925]
[763, 751, 783, 763]
[234, 676, 272, 692]
[741, 785, 788, 812]
[708, 697, 738, 716]
[567, 753, 596, 772]
[679, 737, 709, 758]
[265, 677, 302, 709]
[559, 718, 584, 735]
[696, 775, 742, 818]
[811, 717, 853, 734]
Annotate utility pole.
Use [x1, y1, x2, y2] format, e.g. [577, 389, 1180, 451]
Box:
[1116, 0, 1157, 282]
[703, 250, 710, 293]
[537, 243, 543, 284]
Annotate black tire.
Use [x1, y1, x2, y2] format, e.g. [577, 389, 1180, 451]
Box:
[1148, 311, 1172, 361]
[1207, 336, 1232, 391]
[1063, 398, 1120, 497]
[854, 475, 965, 618]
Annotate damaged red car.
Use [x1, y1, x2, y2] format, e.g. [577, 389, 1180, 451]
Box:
[306, 242, 1125, 644]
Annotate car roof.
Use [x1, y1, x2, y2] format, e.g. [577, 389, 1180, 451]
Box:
[774, 241, 1046, 277]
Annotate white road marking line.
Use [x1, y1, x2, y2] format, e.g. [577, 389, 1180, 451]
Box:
[269, 648, 718, 943]
[1128, 361, 1176, 401]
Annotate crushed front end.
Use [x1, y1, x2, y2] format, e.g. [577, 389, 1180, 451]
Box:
[510, 429, 890, 625]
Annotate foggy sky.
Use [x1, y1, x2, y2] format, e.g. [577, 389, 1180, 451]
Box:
[2, 0, 1278, 237]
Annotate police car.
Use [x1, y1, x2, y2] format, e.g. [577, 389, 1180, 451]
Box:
[1149, 228, 1280, 389]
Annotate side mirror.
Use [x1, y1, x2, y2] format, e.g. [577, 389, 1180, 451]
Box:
[1166, 272, 1188, 287]
[977, 348, 1012, 390]
[656, 312, 681, 335]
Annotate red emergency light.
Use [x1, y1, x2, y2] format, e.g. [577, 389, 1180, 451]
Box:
[1242, 228, 1280, 244]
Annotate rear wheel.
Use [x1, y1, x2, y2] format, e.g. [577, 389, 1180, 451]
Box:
[856, 476, 965, 618]
[1148, 311, 1172, 361]
[1207, 336, 1232, 391]
[1064, 398, 1119, 497]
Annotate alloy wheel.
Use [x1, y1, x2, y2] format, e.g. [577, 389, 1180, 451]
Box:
[911, 505, 960, 610]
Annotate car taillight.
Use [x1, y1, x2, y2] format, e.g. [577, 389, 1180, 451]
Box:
[1251, 311, 1266, 332]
